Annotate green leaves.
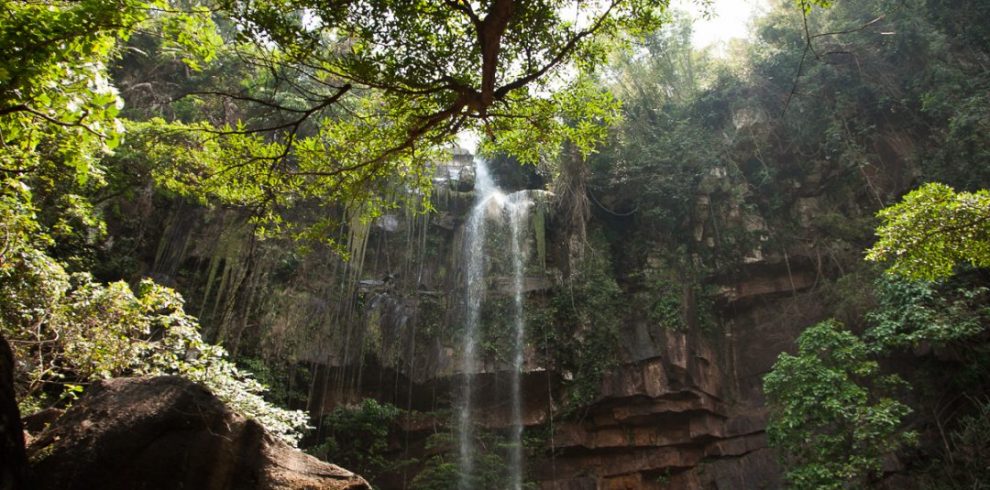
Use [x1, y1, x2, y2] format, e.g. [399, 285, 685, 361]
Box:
[140, 0, 668, 235]
[312, 399, 402, 481]
[866, 183, 990, 280]
[865, 276, 989, 350]
[155, 2, 223, 71]
[764, 320, 915, 489]
[481, 76, 623, 165]
[0, 245, 309, 445]
[0, 0, 142, 169]
[796, 0, 834, 14]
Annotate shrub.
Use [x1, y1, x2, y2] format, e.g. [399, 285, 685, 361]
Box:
[0, 247, 309, 445]
[764, 320, 915, 488]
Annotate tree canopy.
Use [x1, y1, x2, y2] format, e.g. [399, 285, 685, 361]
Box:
[0, 0, 679, 248]
[866, 183, 990, 280]
[133, 0, 672, 234]
[220, 0, 663, 150]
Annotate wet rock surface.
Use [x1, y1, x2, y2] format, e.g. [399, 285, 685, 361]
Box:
[27, 376, 370, 490]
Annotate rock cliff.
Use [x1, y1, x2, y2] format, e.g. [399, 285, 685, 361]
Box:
[103, 143, 911, 488]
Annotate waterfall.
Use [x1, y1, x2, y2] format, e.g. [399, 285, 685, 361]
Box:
[507, 192, 530, 490]
[458, 160, 497, 487]
[458, 159, 532, 489]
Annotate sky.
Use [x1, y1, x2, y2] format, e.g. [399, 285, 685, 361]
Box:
[671, 0, 770, 48]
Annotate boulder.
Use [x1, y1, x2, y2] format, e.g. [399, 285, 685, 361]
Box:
[28, 376, 370, 490]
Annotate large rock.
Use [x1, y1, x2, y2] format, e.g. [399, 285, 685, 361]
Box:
[27, 376, 370, 490]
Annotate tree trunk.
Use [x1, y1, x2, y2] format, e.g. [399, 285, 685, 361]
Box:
[1, 332, 29, 489]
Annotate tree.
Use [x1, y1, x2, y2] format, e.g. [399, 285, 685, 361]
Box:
[0, 0, 142, 266]
[866, 183, 990, 280]
[117, 0, 666, 238]
[210, 0, 662, 152]
[198, 0, 840, 220]
[3, 0, 839, 244]
[309, 399, 402, 483]
[0, 0, 308, 443]
[764, 320, 914, 489]
[0, 0, 140, 174]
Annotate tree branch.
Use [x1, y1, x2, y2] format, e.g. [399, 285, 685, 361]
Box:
[495, 0, 619, 99]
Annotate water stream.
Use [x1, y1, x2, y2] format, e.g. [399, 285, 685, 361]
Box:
[507, 192, 529, 490]
[458, 159, 532, 490]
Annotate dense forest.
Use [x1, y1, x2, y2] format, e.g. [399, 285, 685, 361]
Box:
[1, 0, 989, 488]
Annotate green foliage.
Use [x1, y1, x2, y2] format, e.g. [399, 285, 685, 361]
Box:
[764, 320, 915, 488]
[647, 278, 684, 330]
[914, 397, 990, 489]
[309, 399, 403, 482]
[478, 295, 515, 364]
[867, 183, 990, 280]
[589, 15, 727, 243]
[0, 0, 222, 185]
[0, 0, 142, 174]
[797, 0, 834, 14]
[236, 356, 310, 409]
[0, 1, 309, 443]
[548, 235, 623, 408]
[411, 430, 532, 490]
[3, 0, 665, 260]
[480, 76, 624, 165]
[629, 261, 719, 335]
[409, 448, 460, 490]
[0, 245, 309, 445]
[589, 0, 990, 279]
[661, 5, 990, 483]
[9, 2, 990, 486]
[866, 276, 989, 350]
[0, 0, 143, 272]
[155, 3, 223, 71]
[105, 0, 670, 237]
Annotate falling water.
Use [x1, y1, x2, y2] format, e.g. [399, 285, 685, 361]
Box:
[459, 159, 500, 488]
[458, 159, 531, 490]
[507, 192, 530, 490]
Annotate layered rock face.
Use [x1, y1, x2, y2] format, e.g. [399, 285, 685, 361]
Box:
[27, 376, 370, 490]
[546, 337, 744, 489]
[532, 264, 825, 489]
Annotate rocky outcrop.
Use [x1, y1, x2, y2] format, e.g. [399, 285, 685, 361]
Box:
[531, 326, 784, 490]
[27, 376, 370, 490]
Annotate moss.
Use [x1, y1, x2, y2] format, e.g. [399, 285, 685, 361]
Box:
[533, 229, 623, 409]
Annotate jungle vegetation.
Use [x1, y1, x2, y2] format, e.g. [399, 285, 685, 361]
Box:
[1, 0, 989, 487]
